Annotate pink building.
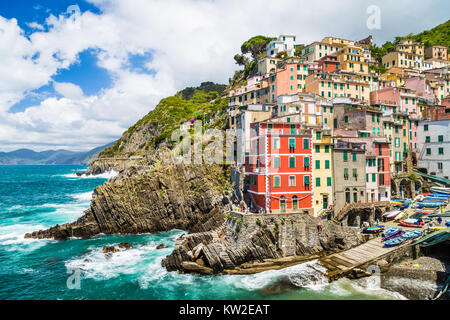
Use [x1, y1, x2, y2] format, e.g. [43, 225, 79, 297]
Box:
[404, 77, 436, 104]
[370, 87, 419, 115]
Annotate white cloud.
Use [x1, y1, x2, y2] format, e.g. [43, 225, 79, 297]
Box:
[0, 0, 448, 151]
[53, 82, 84, 99]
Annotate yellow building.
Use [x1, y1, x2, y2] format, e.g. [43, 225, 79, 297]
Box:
[312, 128, 334, 216]
[305, 72, 370, 102]
[382, 51, 423, 71]
[334, 46, 369, 74]
[396, 39, 424, 56]
[322, 36, 355, 48]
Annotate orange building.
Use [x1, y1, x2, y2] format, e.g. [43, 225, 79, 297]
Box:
[245, 121, 313, 214]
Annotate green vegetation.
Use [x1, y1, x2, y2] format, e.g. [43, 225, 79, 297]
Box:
[398, 20, 450, 49]
[99, 83, 228, 158]
[294, 44, 305, 57]
[229, 35, 275, 88]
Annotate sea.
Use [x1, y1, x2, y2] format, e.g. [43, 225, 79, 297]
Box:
[0, 165, 408, 300]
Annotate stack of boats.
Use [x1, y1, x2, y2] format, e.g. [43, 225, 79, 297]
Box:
[382, 227, 423, 247]
[414, 187, 450, 209]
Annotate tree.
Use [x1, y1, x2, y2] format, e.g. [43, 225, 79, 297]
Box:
[294, 44, 305, 57]
[241, 35, 276, 60]
[233, 54, 249, 66]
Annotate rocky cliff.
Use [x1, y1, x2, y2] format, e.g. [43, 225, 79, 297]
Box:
[26, 157, 232, 240]
[162, 213, 372, 275]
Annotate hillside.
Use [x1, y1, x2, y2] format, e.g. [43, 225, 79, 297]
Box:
[98, 82, 228, 159]
[0, 142, 114, 165]
[403, 19, 450, 48]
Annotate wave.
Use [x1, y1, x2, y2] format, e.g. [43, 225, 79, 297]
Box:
[61, 170, 119, 180]
[0, 223, 53, 249]
[71, 192, 93, 202]
[65, 239, 175, 282]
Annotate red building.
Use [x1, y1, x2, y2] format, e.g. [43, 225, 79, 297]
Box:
[374, 140, 391, 201]
[245, 121, 313, 214]
[318, 55, 340, 73]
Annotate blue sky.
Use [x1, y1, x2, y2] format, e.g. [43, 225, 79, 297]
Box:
[0, 0, 448, 152]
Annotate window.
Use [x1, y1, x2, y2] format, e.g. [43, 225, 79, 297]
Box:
[327, 177, 332, 186]
[372, 173, 376, 182]
[439, 147, 444, 155]
[273, 137, 280, 149]
[424, 124, 428, 131]
[273, 157, 280, 168]
[289, 175, 296, 187]
[325, 145, 330, 153]
[315, 160, 320, 169]
[290, 124, 296, 135]
[344, 168, 349, 180]
[344, 116, 348, 123]
[316, 132, 321, 140]
[438, 135, 444, 142]
[304, 156, 310, 168]
[325, 160, 330, 169]
[303, 138, 310, 149]
[353, 168, 358, 180]
[268, 123, 273, 131]
[289, 157, 296, 168]
[343, 151, 348, 162]
[274, 176, 281, 187]
[425, 136, 430, 143]
[352, 153, 357, 162]
[289, 138, 296, 150]
[304, 175, 310, 187]
[426, 148, 431, 155]
[316, 177, 321, 187]
[315, 145, 320, 153]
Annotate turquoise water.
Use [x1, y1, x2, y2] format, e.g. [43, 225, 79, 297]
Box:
[0, 165, 406, 300]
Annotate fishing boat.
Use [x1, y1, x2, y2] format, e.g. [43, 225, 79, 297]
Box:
[382, 227, 399, 236]
[399, 219, 424, 228]
[416, 202, 442, 208]
[384, 238, 404, 247]
[391, 201, 404, 207]
[383, 210, 402, 221]
[430, 187, 450, 195]
[401, 230, 423, 240]
[362, 225, 384, 234]
[382, 229, 405, 241]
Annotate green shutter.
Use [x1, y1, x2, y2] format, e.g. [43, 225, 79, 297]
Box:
[289, 138, 296, 148]
[327, 177, 332, 186]
[274, 176, 281, 187]
[316, 177, 321, 187]
[343, 151, 348, 161]
[303, 138, 310, 149]
[289, 157, 296, 168]
[315, 160, 320, 169]
[352, 153, 357, 161]
[304, 175, 310, 186]
[325, 160, 330, 169]
[315, 145, 320, 153]
[274, 157, 280, 168]
[304, 156, 310, 168]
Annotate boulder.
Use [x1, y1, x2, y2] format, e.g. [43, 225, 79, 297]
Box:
[181, 261, 214, 275]
[156, 244, 167, 250]
[103, 245, 119, 254]
[118, 242, 133, 250]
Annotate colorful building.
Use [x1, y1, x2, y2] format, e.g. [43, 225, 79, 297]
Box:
[245, 121, 313, 214]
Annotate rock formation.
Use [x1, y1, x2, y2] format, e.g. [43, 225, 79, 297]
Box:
[162, 213, 372, 274]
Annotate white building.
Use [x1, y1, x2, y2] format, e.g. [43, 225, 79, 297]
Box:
[266, 34, 297, 57]
[417, 120, 450, 180]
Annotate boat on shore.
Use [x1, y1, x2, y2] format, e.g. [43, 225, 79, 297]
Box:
[399, 219, 424, 228]
[363, 225, 384, 234]
[384, 238, 404, 247]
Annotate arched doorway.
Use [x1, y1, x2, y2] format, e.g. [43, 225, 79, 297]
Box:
[391, 181, 398, 196]
[292, 196, 298, 211]
[353, 188, 358, 203]
[345, 188, 350, 204]
[280, 196, 286, 213]
[400, 179, 411, 199]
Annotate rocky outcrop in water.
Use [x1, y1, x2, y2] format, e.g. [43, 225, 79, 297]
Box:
[25, 161, 232, 240]
[162, 213, 372, 275]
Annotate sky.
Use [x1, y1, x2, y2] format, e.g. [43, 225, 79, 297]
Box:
[0, 0, 448, 152]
